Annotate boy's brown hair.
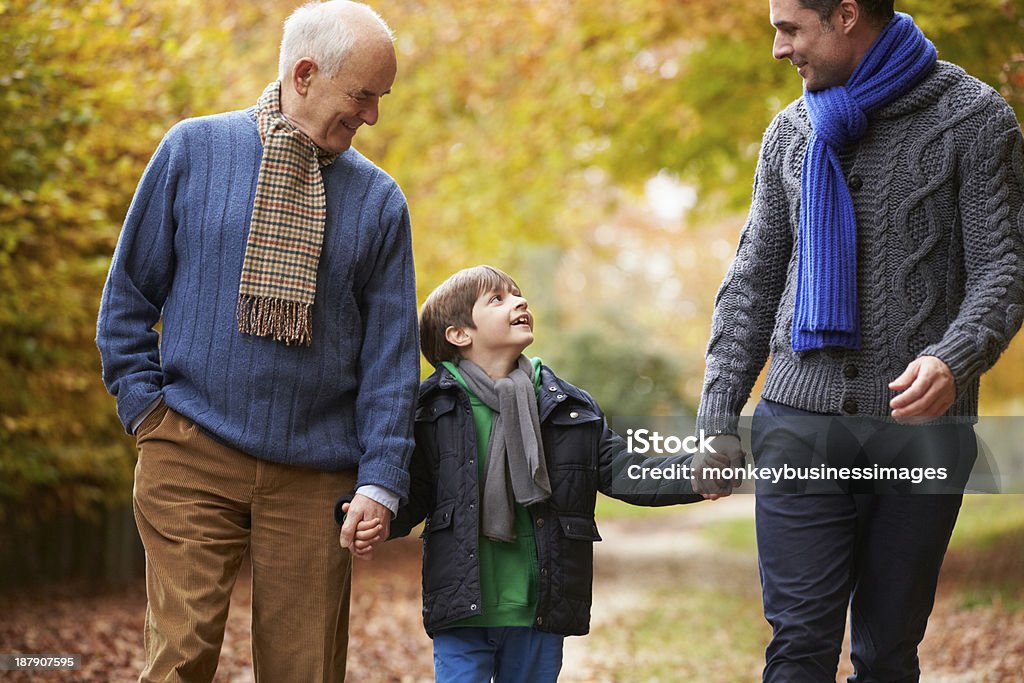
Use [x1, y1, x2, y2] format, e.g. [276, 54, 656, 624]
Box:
[420, 265, 522, 367]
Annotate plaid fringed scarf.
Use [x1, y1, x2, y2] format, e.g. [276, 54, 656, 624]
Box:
[236, 81, 339, 346]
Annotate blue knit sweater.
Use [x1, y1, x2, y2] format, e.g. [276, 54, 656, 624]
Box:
[97, 108, 419, 498]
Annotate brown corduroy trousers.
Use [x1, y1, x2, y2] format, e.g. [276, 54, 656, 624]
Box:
[133, 402, 355, 683]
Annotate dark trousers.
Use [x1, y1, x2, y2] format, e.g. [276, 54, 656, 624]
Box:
[751, 399, 973, 683]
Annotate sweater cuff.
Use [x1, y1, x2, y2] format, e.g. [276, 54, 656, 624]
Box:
[356, 461, 411, 505]
[130, 398, 163, 434]
[919, 332, 986, 391]
[696, 392, 741, 436]
[116, 385, 164, 435]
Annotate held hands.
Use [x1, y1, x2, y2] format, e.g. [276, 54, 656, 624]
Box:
[688, 358, 955, 495]
[338, 493, 391, 561]
[889, 356, 956, 424]
[691, 434, 745, 500]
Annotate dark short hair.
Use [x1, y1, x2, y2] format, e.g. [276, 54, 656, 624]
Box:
[798, 0, 895, 29]
[419, 265, 522, 367]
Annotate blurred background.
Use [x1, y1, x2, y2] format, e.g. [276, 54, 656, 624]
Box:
[1, 0, 1023, 679]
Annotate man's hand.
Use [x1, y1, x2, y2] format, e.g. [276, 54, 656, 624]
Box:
[889, 356, 956, 424]
[339, 494, 391, 561]
[339, 502, 384, 559]
[692, 434, 745, 500]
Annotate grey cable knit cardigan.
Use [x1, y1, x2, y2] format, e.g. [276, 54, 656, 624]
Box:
[699, 62, 1024, 433]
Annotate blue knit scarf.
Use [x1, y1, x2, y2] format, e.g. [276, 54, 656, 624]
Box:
[792, 12, 936, 352]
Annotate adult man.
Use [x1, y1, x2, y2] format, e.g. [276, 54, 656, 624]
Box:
[96, 2, 418, 681]
[697, 0, 1024, 680]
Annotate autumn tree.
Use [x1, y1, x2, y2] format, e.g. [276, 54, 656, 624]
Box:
[1, 0, 1021, 524]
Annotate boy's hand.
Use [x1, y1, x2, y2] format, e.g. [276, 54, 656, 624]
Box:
[339, 494, 391, 560]
[339, 502, 384, 559]
[691, 434, 745, 499]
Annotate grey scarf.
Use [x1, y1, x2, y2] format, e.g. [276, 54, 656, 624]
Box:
[457, 356, 551, 542]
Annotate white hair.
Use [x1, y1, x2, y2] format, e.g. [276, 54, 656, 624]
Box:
[277, 1, 393, 81]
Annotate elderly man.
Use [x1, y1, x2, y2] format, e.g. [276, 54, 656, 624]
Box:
[697, 0, 1024, 681]
[96, 2, 417, 681]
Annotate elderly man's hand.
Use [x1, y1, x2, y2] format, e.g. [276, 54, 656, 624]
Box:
[692, 434, 745, 500]
[339, 494, 391, 561]
[889, 356, 956, 424]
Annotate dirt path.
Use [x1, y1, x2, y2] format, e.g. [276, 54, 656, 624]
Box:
[1, 496, 1020, 682]
[562, 496, 759, 681]
[562, 496, 1023, 683]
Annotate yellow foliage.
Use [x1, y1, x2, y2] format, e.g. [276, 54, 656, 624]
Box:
[1, 0, 1021, 519]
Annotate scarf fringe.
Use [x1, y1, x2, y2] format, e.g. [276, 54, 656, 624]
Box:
[236, 294, 313, 346]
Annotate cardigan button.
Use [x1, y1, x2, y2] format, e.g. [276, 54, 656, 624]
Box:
[541, 567, 548, 576]
[842, 399, 859, 415]
[470, 603, 478, 611]
[536, 517, 545, 528]
[536, 616, 543, 626]
[848, 174, 863, 191]
[843, 364, 859, 379]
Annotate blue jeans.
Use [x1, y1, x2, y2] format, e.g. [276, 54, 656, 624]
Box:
[752, 398, 972, 683]
[433, 626, 564, 683]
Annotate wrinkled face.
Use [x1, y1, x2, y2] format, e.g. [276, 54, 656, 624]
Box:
[769, 0, 858, 91]
[290, 38, 397, 153]
[463, 286, 534, 359]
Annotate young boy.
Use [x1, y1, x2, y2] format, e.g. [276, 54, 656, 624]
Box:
[342, 265, 709, 682]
